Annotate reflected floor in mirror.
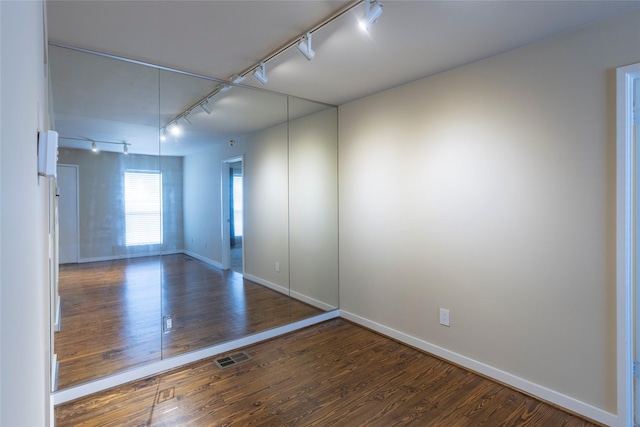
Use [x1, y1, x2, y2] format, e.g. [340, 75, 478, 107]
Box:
[55, 319, 598, 427]
[55, 254, 322, 390]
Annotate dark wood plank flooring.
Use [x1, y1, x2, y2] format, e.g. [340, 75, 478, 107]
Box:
[55, 254, 322, 390]
[56, 319, 601, 427]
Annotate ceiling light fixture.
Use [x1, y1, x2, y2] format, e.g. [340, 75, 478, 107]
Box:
[200, 100, 212, 114]
[253, 62, 268, 85]
[297, 32, 315, 61]
[59, 136, 133, 154]
[360, 0, 383, 31]
[231, 75, 246, 85]
[180, 115, 192, 126]
[160, 129, 167, 141]
[168, 122, 182, 137]
[159, 1, 366, 137]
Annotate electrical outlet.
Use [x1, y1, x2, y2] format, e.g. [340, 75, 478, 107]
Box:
[163, 315, 174, 333]
[275, 261, 280, 273]
[439, 308, 450, 327]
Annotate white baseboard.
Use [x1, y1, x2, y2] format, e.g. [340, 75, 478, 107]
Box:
[339, 310, 616, 427]
[54, 294, 61, 331]
[51, 353, 58, 394]
[78, 249, 183, 264]
[242, 274, 337, 312]
[182, 251, 223, 270]
[52, 310, 339, 405]
[290, 290, 337, 312]
[243, 273, 289, 295]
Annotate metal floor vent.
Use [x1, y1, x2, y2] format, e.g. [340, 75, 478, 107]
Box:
[156, 386, 175, 404]
[215, 351, 251, 369]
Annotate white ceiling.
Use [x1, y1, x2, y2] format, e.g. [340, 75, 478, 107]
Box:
[46, 0, 640, 155]
[47, 0, 640, 105]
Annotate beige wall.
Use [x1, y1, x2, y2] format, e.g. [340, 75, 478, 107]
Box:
[339, 10, 640, 418]
[0, 1, 50, 425]
[289, 107, 339, 309]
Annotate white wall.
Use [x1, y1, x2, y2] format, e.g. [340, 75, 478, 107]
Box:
[339, 10, 640, 422]
[183, 140, 246, 266]
[0, 1, 50, 425]
[57, 148, 184, 261]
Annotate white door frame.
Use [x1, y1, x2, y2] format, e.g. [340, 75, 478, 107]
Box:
[617, 62, 640, 427]
[221, 156, 244, 270]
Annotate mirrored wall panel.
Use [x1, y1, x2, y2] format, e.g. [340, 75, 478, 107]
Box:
[49, 44, 339, 391]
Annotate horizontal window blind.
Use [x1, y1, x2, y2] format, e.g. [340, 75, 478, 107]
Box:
[125, 171, 162, 246]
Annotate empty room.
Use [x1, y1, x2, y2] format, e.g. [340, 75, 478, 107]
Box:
[1, 1, 640, 426]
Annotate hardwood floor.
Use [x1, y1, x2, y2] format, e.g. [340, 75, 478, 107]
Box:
[56, 319, 601, 427]
[55, 254, 322, 390]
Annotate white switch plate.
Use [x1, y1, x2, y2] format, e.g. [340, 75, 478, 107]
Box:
[439, 308, 450, 327]
[275, 261, 280, 272]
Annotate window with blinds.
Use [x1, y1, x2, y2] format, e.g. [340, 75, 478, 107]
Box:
[124, 171, 163, 246]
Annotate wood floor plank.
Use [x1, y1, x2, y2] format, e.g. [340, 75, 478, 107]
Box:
[56, 319, 602, 427]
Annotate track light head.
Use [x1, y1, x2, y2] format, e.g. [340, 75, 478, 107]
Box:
[253, 62, 268, 85]
[200, 100, 212, 114]
[168, 122, 182, 137]
[123, 144, 129, 155]
[230, 74, 246, 85]
[360, 0, 383, 31]
[297, 32, 315, 61]
[91, 141, 99, 152]
[180, 115, 192, 127]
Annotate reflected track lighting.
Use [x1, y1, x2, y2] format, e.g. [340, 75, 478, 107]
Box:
[91, 141, 99, 152]
[360, 0, 383, 31]
[168, 122, 182, 137]
[253, 62, 268, 85]
[297, 32, 315, 61]
[180, 115, 192, 126]
[231, 75, 246, 84]
[200, 100, 212, 114]
[123, 144, 129, 155]
[160, 1, 368, 137]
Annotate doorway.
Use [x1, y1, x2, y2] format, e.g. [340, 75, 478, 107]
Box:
[221, 157, 244, 273]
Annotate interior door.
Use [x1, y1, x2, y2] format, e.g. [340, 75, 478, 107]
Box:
[57, 165, 79, 264]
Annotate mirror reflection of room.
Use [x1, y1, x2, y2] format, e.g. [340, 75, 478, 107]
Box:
[49, 45, 339, 391]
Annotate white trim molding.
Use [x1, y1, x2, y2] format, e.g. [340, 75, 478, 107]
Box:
[341, 310, 616, 426]
[52, 310, 339, 405]
[182, 250, 224, 270]
[243, 272, 290, 295]
[243, 273, 338, 312]
[616, 62, 640, 427]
